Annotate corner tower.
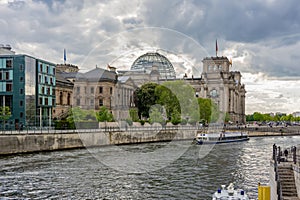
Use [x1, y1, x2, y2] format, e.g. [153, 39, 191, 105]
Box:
[200, 56, 246, 123]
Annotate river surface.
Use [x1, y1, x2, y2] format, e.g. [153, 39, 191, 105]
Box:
[1, 136, 300, 200]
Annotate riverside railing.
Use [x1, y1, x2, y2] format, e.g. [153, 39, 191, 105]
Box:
[273, 144, 283, 200]
[226, 125, 300, 135]
[272, 144, 300, 200]
[0, 125, 208, 135]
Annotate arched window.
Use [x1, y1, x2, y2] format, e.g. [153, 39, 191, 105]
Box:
[59, 92, 63, 105]
[67, 93, 71, 105]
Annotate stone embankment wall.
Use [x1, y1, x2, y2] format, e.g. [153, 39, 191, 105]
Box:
[0, 129, 197, 155]
[1, 125, 299, 155]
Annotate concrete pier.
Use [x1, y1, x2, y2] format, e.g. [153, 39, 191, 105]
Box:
[270, 144, 300, 200]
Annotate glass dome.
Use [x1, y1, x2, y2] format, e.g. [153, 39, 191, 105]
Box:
[131, 52, 176, 79]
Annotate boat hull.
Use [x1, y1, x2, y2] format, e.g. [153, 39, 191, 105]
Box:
[196, 137, 249, 145]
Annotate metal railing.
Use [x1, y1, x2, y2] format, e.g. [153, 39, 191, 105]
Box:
[273, 144, 283, 200]
[226, 125, 300, 135]
[272, 144, 299, 200]
[0, 125, 207, 135]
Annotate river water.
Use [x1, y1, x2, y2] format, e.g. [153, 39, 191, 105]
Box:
[1, 136, 300, 200]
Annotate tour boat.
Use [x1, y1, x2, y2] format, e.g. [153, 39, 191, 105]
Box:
[212, 183, 249, 200]
[195, 131, 249, 145]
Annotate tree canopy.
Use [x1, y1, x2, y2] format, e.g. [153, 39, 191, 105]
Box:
[134, 82, 159, 118]
[134, 81, 203, 124]
[95, 106, 114, 122]
[0, 106, 11, 121]
[246, 112, 300, 122]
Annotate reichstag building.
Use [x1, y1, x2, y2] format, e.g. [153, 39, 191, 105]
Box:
[56, 52, 246, 124]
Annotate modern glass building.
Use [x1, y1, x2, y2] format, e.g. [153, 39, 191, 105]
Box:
[0, 54, 56, 130]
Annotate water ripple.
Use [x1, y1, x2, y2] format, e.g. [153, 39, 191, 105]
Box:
[1, 136, 300, 199]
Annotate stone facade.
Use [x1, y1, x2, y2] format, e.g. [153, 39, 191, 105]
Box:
[53, 64, 79, 119]
[54, 55, 245, 124]
[186, 56, 246, 123]
[113, 76, 136, 120]
[53, 73, 74, 119]
[117, 54, 246, 124]
[72, 67, 136, 120]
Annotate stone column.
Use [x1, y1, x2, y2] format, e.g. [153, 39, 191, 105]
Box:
[230, 89, 234, 112]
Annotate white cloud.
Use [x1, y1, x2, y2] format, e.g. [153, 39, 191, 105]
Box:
[242, 73, 300, 114]
[1, 0, 300, 114]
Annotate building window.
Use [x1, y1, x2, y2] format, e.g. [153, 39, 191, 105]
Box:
[20, 100, 23, 107]
[6, 83, 12, 91]
[39, 97, 43, 105]
[99, 86, 103, 93]
[50, 77, 53, 84]
[45, 76, 48, 84]
[45, 98, 48, 105]
[52, 99, 55, 106]
[5, 72, 9, 80]
[41, 86, 45, 94]
[20, 64, 24, 71]
[59, 92, 63, 105]
[40, 64, 43, 72]
[46, 66, 49, 73]
[67, 93, 71, 105]
[6, 59, 12, 68]
[53, 68, 56, 75]
[0, 71, 2, 80]
[76, 87, 80, 93]
[90, 87, 94, 94]
[20, 112, 23, 118]
[110, 87, 113, 94]
[20, 88, 23, 94]
[20, 76, 24, 82]
[90, 99, 94, 105]
[76, 99, 80, 106]
[99, 99, 103, 106]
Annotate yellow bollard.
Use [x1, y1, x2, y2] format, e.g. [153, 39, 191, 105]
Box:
[258, 184, 270, 200]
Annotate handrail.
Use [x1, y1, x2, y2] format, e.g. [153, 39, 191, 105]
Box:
[272, 144, 298, 200]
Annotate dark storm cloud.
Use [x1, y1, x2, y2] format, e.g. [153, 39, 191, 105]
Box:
[32, 0, 84, 12]
[1, 0, 300, 78]
[141, 0, 300, 44]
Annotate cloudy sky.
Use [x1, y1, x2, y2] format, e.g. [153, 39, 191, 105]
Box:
[1, 0, 300, 114]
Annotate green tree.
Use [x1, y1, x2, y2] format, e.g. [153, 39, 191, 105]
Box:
[210, 100, 220, 123]
[96, 106, 114, 122]
[162, 81, 199, 123]
[69, 107, 88, 122]
[149, 105, 165, 125]
[225, 112, 231, 122]
[134, 81, 199, 124]
[134, 82, 159, 118]
[253, 112, 264, 121]
[198, 98, 211, 123]
[155, 84, 180, 120]
[68, 107, 97, 122]
[129, 108, 139, 122]
[171, 108, 181, 125]
[197, 98, 220, 123]
[0, 106, 11, 129]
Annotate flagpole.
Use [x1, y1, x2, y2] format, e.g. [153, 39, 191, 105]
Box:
[64, 49, 66, 64]
[216, 39, 218, 57]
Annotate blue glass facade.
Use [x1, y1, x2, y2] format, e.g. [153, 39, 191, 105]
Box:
[0, 55, 56, 130]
